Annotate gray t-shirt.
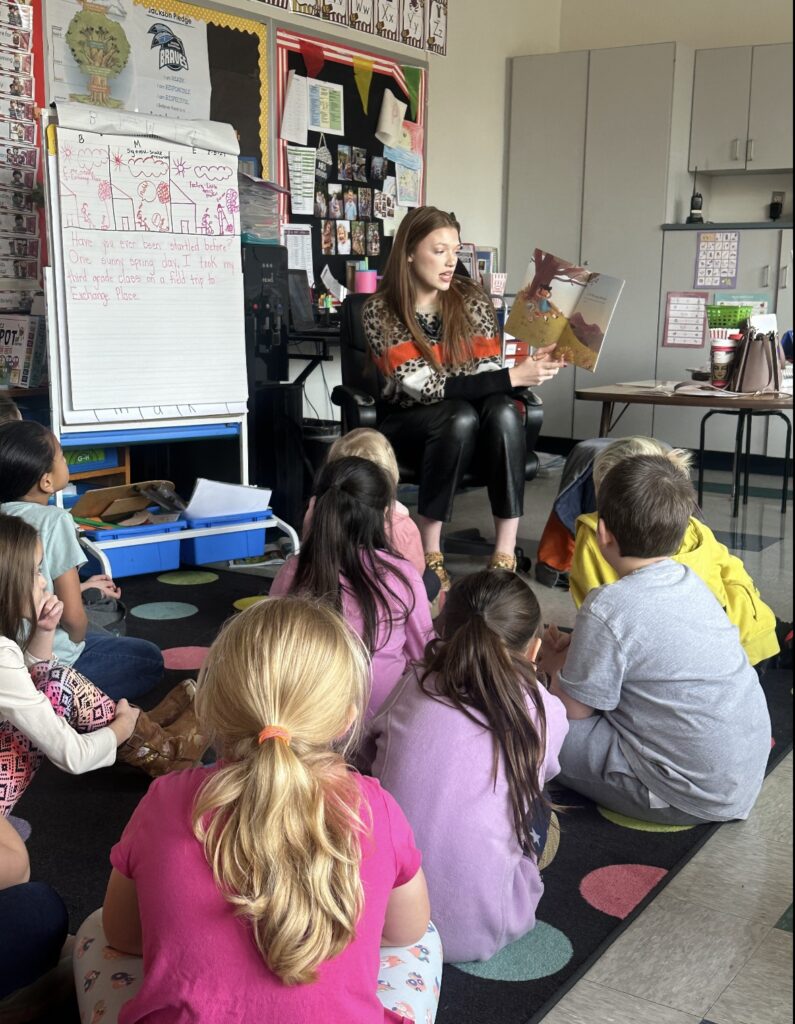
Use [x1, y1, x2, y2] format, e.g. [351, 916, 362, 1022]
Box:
[1, 501, 86, 665]
[558, 559, 770, 821]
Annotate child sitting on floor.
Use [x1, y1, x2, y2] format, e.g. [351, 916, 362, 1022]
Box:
[74, 597, 441, 1024]
[0, 397, 126, 616]
[540, 455, 771, 825]
[0, 514, 209, 819]
[303, 428, 439, 601]
[569, 436, 779, 667]
[368, 569, 568, 962]
[0, 420, 164, 702]
[272, 456, 433, 719]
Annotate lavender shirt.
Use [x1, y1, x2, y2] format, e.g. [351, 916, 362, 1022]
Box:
[269, 552, 433, 719]
[370, 667, 569, 962]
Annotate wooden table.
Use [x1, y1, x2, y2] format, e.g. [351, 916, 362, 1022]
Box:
[575, 383, 793, 516]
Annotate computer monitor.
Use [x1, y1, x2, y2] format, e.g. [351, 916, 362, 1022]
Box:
[287, 270, 317, 332]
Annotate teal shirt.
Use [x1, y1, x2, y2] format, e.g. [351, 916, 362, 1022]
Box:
[1, 501, 87, 665]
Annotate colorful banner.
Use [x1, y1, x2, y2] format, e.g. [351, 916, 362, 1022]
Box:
[352, 54, 374, 115]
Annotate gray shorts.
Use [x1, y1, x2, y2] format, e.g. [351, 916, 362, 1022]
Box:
[556, 714, 708, 825]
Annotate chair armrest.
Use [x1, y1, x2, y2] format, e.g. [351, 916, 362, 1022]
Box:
[331, 385, 378, 430]
[511, 388, 544, 456]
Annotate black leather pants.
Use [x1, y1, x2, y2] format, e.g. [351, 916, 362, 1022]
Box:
[379, 394, 526, 523]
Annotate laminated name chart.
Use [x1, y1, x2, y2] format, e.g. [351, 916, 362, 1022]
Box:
[47, 104, 247, 424]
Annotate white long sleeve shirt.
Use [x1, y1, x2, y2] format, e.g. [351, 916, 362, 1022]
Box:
[0, 637, 117, 774]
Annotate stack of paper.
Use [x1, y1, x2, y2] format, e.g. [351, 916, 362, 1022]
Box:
[239, 173, 287, 243]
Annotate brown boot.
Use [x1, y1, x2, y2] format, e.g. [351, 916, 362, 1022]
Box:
[117, 706, 209, 778]
[146, 678, 197, 727]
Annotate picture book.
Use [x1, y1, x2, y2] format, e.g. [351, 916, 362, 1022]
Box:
[504, 248, 625, 372]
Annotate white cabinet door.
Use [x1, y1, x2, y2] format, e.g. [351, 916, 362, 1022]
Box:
[689, 47, 752, 172]
[575, 43, 676, 439]
[747, 44, 793, 172]
[504, 51, 588, 440]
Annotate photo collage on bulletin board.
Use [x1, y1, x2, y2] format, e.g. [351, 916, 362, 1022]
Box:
[276, 29, 426, 296]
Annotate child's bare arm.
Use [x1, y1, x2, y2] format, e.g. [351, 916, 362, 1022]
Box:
[0, 815, 30, 889]
[549, 670, 596, 720]
[381, 868, 431, 948]
[103, 869, 143, 956]
[52, 566, 88, 643]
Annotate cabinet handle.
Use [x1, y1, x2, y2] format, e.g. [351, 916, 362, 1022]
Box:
[782, 266, 790, 290]
[731, 138, 741, 161]
[746, 138, 755, 162]
[762, 264, 770, 288]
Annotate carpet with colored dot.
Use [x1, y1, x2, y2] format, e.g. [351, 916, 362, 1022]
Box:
[13, 567, 793, 1024]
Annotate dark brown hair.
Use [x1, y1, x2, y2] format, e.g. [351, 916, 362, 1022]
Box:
[419, 570, 549, 853]
[289, 456, 414, 654]
[371, 205, 487, 369]
[0, 420, 58, 502]
[0, 513, 39, 649]
[598, 454, 694, 558]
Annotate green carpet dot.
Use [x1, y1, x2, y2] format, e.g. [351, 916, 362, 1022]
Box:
[233, 595, 268, 611]
[597, 806, 695, 832]
[131, 602, 198, 621]
[455, 922, 573, 981]
[157, 570, 219, 586]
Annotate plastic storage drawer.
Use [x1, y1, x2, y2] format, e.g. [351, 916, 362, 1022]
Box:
[64, 447, 120, 474]
[79, 521, 187, 578]
[179, 510, 273, 565]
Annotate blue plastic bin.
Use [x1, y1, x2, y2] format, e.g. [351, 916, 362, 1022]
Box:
[180, 510, 273, 565]
[64, 447, 120, 474]
[80, 521, 187, 578]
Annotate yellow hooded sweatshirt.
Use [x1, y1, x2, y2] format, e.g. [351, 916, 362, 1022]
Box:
[570, 512, 779, 667]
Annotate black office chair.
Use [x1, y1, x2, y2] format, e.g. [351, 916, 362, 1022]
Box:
[330, 293, 544, 564]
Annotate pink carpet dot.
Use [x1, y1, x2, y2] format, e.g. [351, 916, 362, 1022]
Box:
[771, 736, 776, 748]
[162, 646, 211, 671]
[580, 864, 667, 919]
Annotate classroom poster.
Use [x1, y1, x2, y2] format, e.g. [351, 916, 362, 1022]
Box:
[426, 0, 448, 54]
[662, 292, 707, 348]
[694, 230, 739, 290]
[45, 0, 211, 120]
[307, 78, 344, 136]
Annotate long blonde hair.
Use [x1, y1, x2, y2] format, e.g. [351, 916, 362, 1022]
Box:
[192, 596, 371, 986]
[592, 436, 693, 494]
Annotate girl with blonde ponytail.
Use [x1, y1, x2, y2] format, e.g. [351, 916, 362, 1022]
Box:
[74, 596, 441, 1024]
[369, 570, 569, 963]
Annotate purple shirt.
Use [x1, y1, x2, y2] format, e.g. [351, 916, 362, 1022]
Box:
[370, 667, 569, 962]
[270, 552, 434, 719]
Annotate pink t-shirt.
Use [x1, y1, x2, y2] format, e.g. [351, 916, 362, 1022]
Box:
[111, 767, 422, 1024]
[270, 551, 434, 718]
[303, 498, 426, 579]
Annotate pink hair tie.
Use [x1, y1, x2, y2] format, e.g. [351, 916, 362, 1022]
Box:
[258, 725, 291, 746]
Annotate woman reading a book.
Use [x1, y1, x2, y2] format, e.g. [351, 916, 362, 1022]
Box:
[362, 206, 566, 587]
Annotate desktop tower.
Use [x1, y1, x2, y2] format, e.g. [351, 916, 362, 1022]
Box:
[249, 381, 306, 533]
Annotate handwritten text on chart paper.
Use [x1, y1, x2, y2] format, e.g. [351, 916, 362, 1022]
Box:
[55, 125, 247, 412]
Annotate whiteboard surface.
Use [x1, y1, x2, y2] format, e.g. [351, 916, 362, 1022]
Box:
[48, 111, 247, 424]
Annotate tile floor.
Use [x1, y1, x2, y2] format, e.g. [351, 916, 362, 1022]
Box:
[442, 458, 793, 1024]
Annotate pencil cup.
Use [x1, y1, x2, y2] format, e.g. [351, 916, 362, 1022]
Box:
[354, 270, 378, 294]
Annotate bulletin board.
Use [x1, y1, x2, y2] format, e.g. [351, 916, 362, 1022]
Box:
[41, 0, 269, 179]
[275, 26, 427, 294]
